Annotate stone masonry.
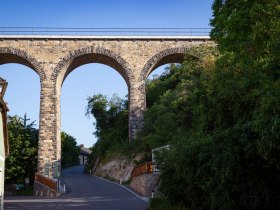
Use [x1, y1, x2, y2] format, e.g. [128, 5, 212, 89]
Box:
[130, 174, 159, 197]
[0, 35, 212, 177]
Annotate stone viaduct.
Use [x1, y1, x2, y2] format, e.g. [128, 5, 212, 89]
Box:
[0, 34, 211, 177]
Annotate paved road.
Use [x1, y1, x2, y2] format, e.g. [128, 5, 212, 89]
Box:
[4, 166, 148, 210]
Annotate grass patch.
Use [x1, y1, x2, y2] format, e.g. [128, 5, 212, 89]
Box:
[121, 178, 132, 186]
[16, 186, 34, 196]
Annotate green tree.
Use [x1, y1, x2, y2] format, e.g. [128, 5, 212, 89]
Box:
[211, 0, 280, 165]
[205, 1, 280, 208]
[61, 132, 80, 168]
[5, 115, 38, 185]
[141, 46, 217, 149]
[153, 1, 280, 209]
[86, 94, 128, 158]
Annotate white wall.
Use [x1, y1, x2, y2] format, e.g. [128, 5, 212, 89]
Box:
[0, 111, 5, 210]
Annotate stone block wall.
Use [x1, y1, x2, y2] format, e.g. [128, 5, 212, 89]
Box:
[0, 36, 213, 176]
[130, 174, 159, 197]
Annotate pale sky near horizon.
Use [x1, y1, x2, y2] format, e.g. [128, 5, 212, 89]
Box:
[0, 0, 213, 148]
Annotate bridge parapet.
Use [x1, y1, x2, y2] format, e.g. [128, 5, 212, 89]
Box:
[0, 27, 211, 37]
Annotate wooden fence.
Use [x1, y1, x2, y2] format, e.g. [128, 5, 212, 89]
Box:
[35, 173, 57, 192]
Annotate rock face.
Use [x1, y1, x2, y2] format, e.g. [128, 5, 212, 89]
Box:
[94, 158, 135, 182]
[130, 174, 159, 197]
[94, 155, 160, 197]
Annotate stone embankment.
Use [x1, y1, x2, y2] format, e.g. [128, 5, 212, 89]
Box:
[130, 174, 159, 197]
[93, 155, 159, 197]
[94, 157, 136, 183]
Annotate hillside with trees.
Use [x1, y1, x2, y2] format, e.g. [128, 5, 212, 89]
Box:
[86, 0, 280, 209]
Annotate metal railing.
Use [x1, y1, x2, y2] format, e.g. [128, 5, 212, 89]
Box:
[131, 161, 160, 178]
[131, 161, 153, 178]
[35, 173, 57, 192]
[0, 27, 211, 36]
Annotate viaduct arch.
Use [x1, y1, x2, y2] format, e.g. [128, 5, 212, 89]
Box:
[0, 35, 212, 177]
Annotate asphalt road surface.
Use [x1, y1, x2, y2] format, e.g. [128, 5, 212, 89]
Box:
[4, 166, 148, 210]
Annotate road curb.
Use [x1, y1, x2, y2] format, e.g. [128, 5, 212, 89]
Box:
[92, 175, 149, 203]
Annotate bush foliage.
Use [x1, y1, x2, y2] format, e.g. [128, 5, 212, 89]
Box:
[86, 0, 280, 209]
[61, 132, 80, 168]
[5, 115, 38, 185]
[154, 0, 280, 209]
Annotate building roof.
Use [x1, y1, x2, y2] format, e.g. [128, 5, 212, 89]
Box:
[80, 146, 92, 156]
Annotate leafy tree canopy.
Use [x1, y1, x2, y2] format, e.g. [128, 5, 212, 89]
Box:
[5, 115, 38, 185]
[61, 132, 80, 168]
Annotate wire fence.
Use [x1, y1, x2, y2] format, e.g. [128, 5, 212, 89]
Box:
[0, 27, 211, 36]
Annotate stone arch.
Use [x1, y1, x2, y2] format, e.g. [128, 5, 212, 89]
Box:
[0, 47, 46, 80]
[51, 46, 132, 88]
[141, 47, 191, 80]
[49, 46, 132, 150]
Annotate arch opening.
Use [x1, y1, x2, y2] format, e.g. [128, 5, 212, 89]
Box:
[0, 63, 40, 191]
[63, 53, 130, 87]
[148, 53, 185, 78]
[142, 47, 191, 80]
[52, 47, 131, 167]
[144, 48, 200, 109]
[0, 54, 35, 70]
[53, 47, 131, 90]
[0, 63, 40, 124]
[0, 48, 45, 80]
[61, 62, 128, 150]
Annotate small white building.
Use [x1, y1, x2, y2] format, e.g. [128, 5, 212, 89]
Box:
[79, 145, 92, 165]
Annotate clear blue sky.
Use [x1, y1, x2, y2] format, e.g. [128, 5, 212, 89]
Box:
[0, 0, 213, 147]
